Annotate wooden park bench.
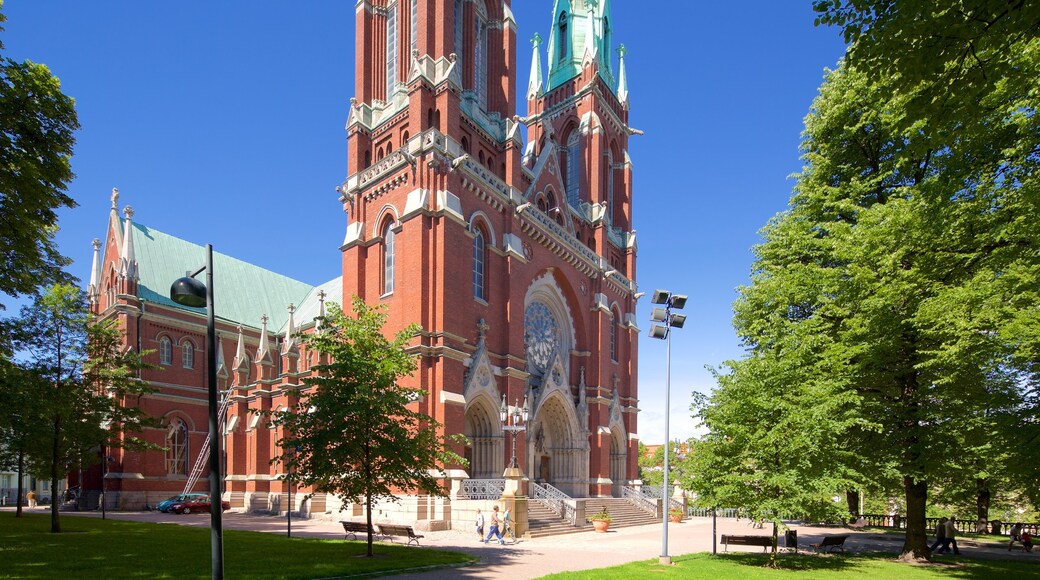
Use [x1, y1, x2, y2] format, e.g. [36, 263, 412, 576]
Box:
[340, 520, 378, 540]
[377, 523, 425, 546]
[810, 534, 849, 553]
[720, 534, 772, 552]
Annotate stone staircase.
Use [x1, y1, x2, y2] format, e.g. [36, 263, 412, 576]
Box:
[525, 497, 660, 538]
[584, 498, 660, 530]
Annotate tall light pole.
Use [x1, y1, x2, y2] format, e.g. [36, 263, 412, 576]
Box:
[499, 394, 530, 468]
[649, 289, 686, 566]
[170, 244, 224, 580]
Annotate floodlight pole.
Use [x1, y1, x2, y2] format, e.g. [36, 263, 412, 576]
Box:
[661, 317, 672, 565]
[649, 289, 685, 566]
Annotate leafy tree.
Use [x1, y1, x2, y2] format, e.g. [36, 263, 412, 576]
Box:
[0, 359, 50, 516]
[9, 284, 157, 531]
[684, 352, 856, 568]
[269, 297, 466, 557]
[0, 3, 79, 311]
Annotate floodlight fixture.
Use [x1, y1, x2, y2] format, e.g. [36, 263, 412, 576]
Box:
[669, 294, 688, 310]
[670, 314, 687, 329]
[651, 307, 668, 322]
[651, 289, 670, 305]
[649, 324, 668, 339]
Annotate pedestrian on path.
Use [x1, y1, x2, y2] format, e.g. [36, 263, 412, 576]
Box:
[475, 509, 484, 542]
[484, 505, 505, 545]
[502, 505, 514, 543]
[929, 517, 947, 553]
[944, 517, 961, 555]
[26, 490, 36, 509]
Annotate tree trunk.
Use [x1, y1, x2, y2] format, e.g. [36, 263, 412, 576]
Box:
[846, 489, 860, 522]
[768, 521, 779, 568]
[365, 492, 374, 557]
[15, 447, 24, 518]
[975, 478, 990, 534]
[51, 414, 61, 533]
[899, 477, 929, 561]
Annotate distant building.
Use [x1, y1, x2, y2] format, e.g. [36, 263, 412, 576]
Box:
[88, 0, 641, 517]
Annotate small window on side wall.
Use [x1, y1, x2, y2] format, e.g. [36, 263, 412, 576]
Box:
[182, 341, 194, 369]
[159, 336, 172, 366]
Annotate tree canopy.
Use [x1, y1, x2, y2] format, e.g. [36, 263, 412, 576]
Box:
[693, 1, 1039, 563]
[0, 3, 79, 311]
[269, 297, 465, 556]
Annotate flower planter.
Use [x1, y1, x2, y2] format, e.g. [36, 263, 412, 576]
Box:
[592, 519, 610, 533]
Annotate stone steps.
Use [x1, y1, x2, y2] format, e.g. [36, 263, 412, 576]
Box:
[525, 497, 661, 538]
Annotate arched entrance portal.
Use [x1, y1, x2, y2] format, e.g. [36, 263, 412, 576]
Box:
[464, 395, 503, 479]
[528, 391, 588, 497]
[609, 427, 627, 497]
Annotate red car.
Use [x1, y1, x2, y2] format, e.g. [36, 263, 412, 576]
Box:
[170, 496, 231, 514]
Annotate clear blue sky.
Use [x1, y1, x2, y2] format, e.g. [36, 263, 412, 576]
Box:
[3, 1, 847, 445]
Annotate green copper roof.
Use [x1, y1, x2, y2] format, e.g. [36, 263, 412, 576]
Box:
[129, 222, 317, 331]
[545, 0, 616, 94]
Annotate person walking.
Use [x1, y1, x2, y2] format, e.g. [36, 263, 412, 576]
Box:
[502, 505, 514, 543]
[475, 508, 485, 542]
[26, 490, 37, 509]
[944, 517, 961, 555]
[484, 505, 505, 545]
[929, 517, 947, 554]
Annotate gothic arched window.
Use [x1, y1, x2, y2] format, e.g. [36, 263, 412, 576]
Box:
[181, 340, 194, 369]
[454, 0, 464, 70]
[166, 419, 188, 475]
[473, 228, 487, 301]
[382, 221, 396, 295]
[610, 310, 619, 362]
[557, 12, 568, 64]
[410, 0, 418, 54]
[474, 1, 488, 109]
[566, 131, 580, 207]
[605, 148, 615, 224]
[159, 336, 172, 366]
[386, 1, 399, 99]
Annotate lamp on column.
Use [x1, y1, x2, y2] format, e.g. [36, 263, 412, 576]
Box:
[499, 394, 530, 469]
[170, 244, 224, 580]
[649, 289, 686, 566]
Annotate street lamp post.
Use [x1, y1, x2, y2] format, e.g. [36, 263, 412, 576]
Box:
[648, 289, 686, 566]
[170, 244, 224, 580]
[499, 394, 530, 469]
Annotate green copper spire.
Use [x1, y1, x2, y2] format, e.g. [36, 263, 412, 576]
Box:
[616, 44, 628, 107]
[545, 0, 616, 94]
[528, 33, 544, 100]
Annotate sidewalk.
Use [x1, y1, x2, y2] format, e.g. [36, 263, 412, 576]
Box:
[28, 508, 1038, 579]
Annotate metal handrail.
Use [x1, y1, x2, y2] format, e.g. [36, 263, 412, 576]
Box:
[530, 482, 579, 526]
[621, 486, 658, 517]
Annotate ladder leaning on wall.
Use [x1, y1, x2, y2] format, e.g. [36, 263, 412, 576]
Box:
[181, 388, 234, 495]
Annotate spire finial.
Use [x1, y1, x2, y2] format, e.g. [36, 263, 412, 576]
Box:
[111, 188, 119, 210]
[616, 44, 629, 106]
[92, 238, 101, 251]
[123, 205, 134, 220]
[477, 318, 490, 342]
[527, 33, 544, 100]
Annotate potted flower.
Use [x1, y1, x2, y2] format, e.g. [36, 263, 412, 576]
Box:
[669, 507, 684, 523]
[588, 507, 612, 532]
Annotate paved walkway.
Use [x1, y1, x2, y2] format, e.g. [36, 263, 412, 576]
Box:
[14, 507, 1039, 579]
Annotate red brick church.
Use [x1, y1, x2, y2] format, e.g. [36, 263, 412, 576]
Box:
[89, 0, 641, 519]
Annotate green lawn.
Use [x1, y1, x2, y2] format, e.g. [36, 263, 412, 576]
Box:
[0, 513, 475, 579]
[540, 552, 1038, 579]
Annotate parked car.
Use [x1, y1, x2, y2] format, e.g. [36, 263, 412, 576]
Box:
[170, 495, 230, 515]
[157, 493, 208, 513]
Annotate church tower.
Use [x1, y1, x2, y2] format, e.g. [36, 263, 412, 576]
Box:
[340, 0, 640, 498]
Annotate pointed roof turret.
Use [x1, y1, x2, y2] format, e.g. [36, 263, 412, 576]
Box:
[118, 206, 138, 280]
[527, 33, 544, 100]
[107, 188, 123, 252]
[216, 334, 229, 381]
[281, 304, 298, 355]
[233, 325, 249, 371]
[314, 289, 327, 332]
[616, 44, 629, 107]
[256, 314, 272, 362]
[88, 238, 102, 302]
